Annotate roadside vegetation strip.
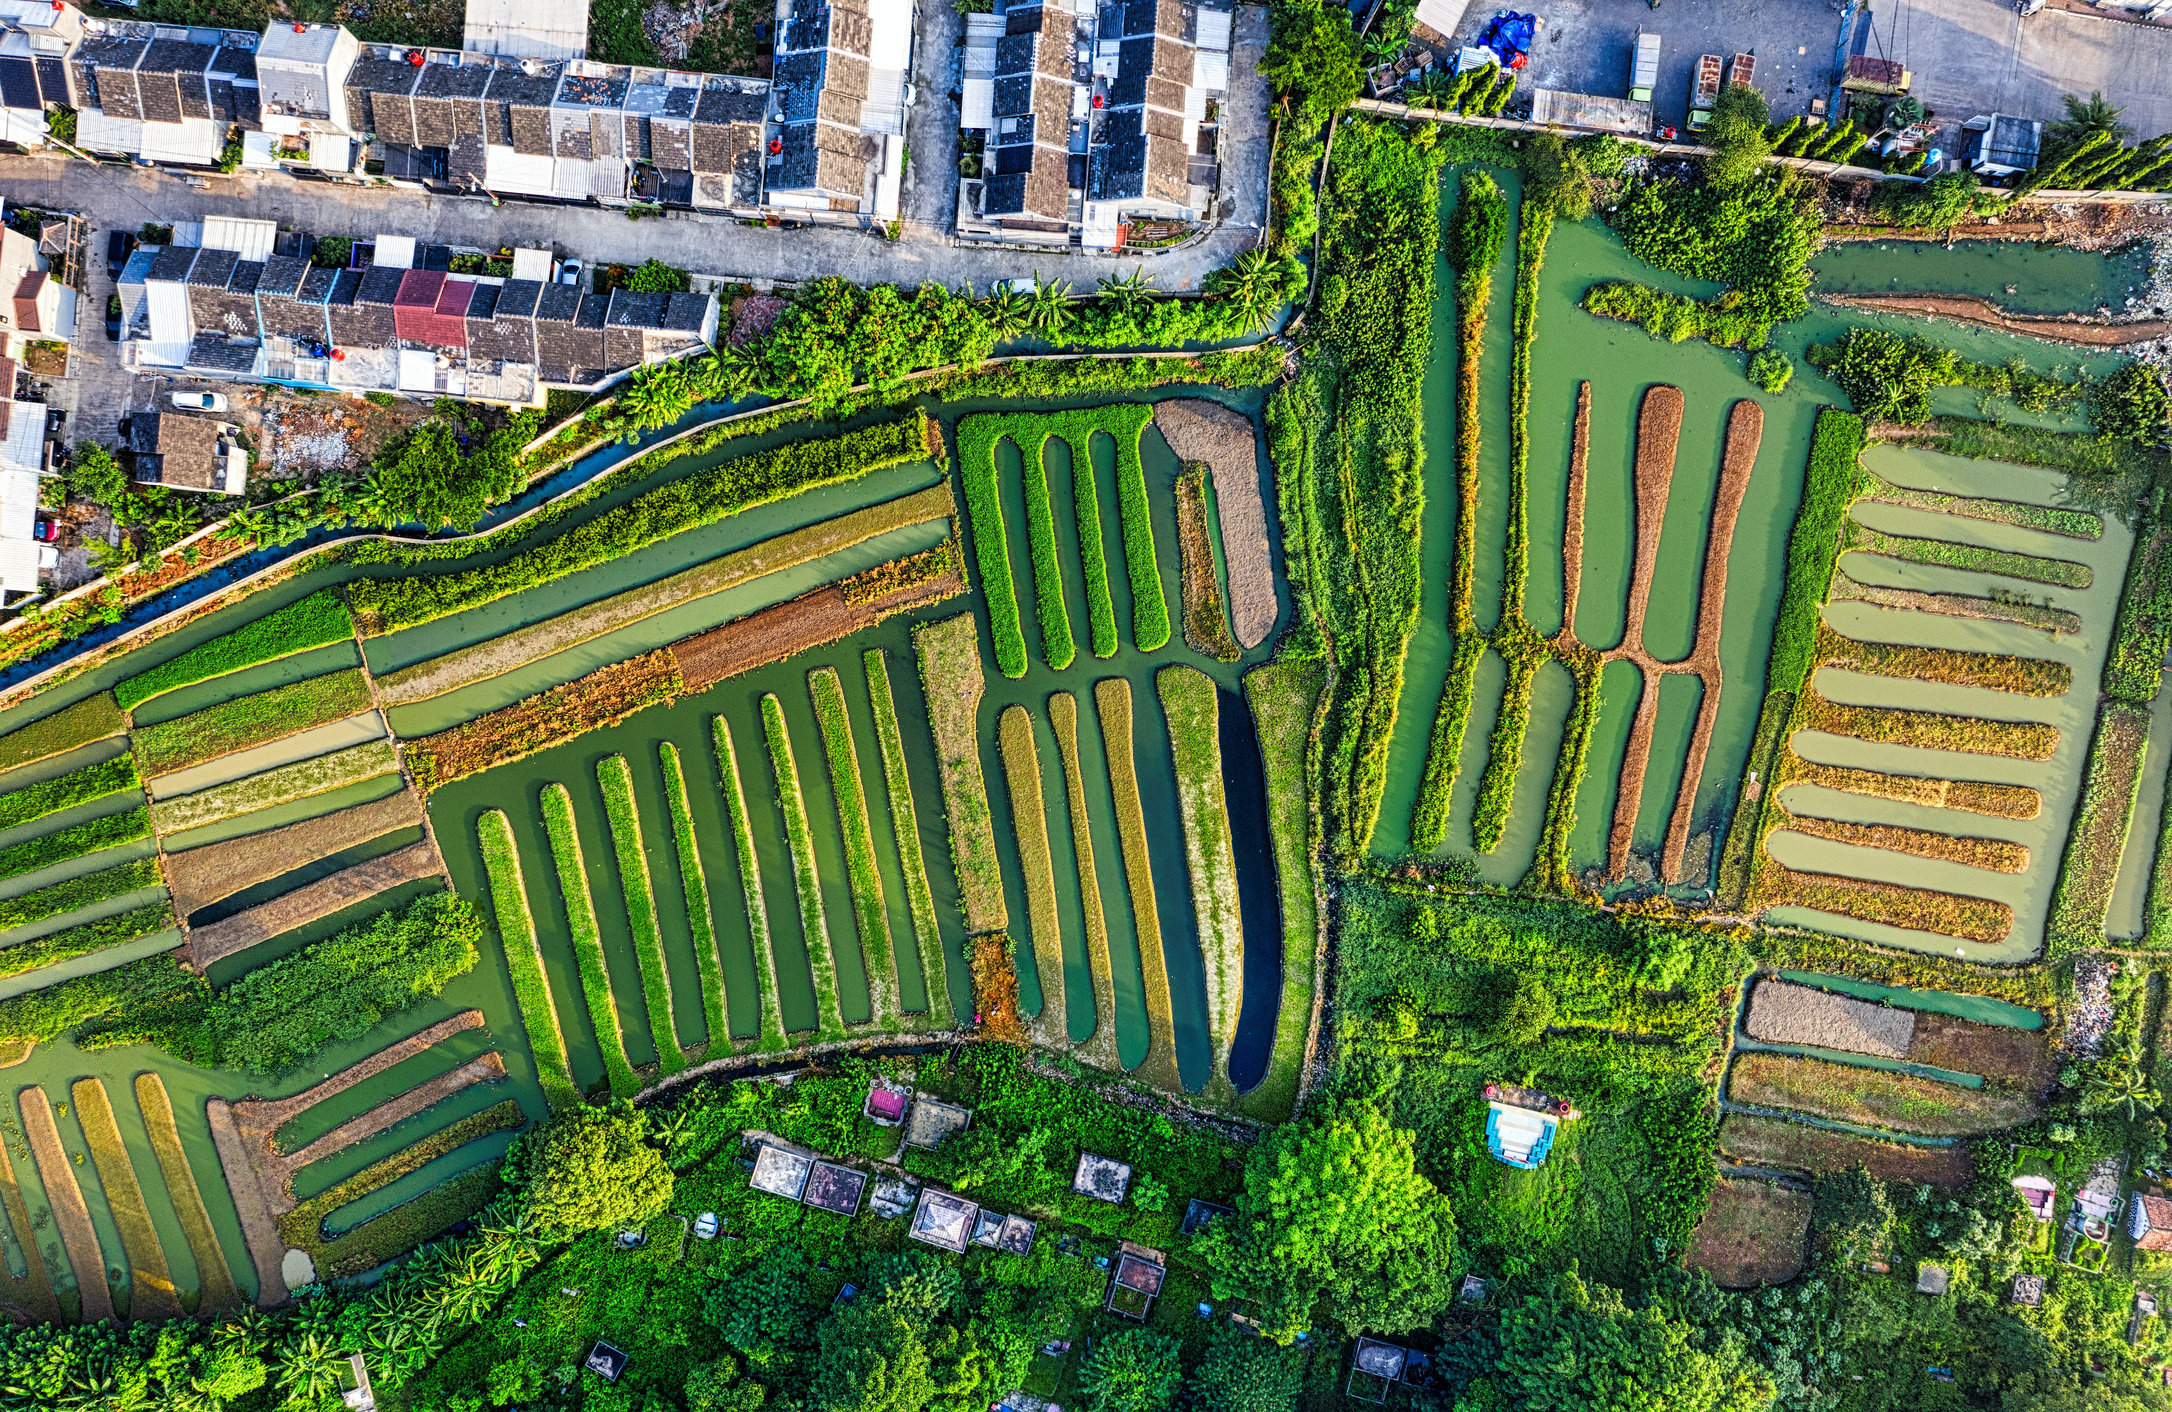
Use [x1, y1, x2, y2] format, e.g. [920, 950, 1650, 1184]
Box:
[405, 650, 683, 794]
[115, 590, 355, 712]
[70, 1077, 183, 1322]
[133, 669, 374, 778]
[1770, 815, 2029, 873]
[761, 694, 846, 1040]
[0, 857, 163, 932]
[477, 809, 580, 1107]
[1828, 571, 2083, 636]
[1047, 691, 1119, 1069]
[0, 806, 151, 884]
[997, 705, 1067, 1049]
[0, 1131, 60, 1322]
[2046, 702, 2151, 959]
[0, 752, 140, 833]
[1750, 861, 2014, 944]
[1728, 1052, 2037, 1137]
[862, 650, 950, 1027]
[1797, 692, 2057, 760]
[1856, 472, 2102, 540]
[1095, 678, 1180, 1090]
[19, 1086, 114, 1321]
[1239, 660, 1323, 1119]
[1716, 1111, 1971, 1186]
[162, 788, 423, 915]
[0, 902, 172, 983]
[133, 1075, 239, 1315]
[0, 693, 125, 776]
[541, 781, 639, 1097]
[597, 755, 690, 1074]
[1812, 624, 2072, 698]
[1774, 752, 2043, 820]
[1841, 520, 2093, 589]
[912, 613, 1006, 935]
[375, 484, 956, 705]
[712, 716, 788, 1048]
[150, 739, 400, 836]
[346, 413, 942, 634]
[808, 667, 898, 1022]
[1745, 977, 1916, 1059]
[1069, 434, 1119, 659]
[1173, 465, 1240, 662]
[659, 742, 732, 1052]
[1157, 666, 1243, 1090]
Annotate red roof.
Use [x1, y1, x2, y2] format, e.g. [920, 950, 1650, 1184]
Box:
[390, 269, 469, 350]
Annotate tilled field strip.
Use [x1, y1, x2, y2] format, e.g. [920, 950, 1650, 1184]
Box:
[1154, 399, 1276, 648]
[70, 1077, 183, 1321]
[183, 839, 446, 969]
[19, 1085, 113, 1321]
[152, 739, 401, 836]
[376, 485, 957, 705]
[0, 1130, 59, 1322]
[1745, 977, 1915, 1058]
[163, 788, 426, 915]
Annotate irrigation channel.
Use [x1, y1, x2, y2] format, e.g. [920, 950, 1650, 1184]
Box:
[1371, 161, 2146, 961]
[0, 380, 1294, 1314]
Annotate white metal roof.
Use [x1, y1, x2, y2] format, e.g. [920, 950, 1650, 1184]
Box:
[397, 348, 438, 392]
[1194, 51, 1228, 91]
[873, 133, 903, 221]
[307, 134, 353, 172]
[1194, 8, 1231, 51]
[141, 117, 221, 168]
[144, 280, 191, 368]
[0, 537, 39, 595]
[486, 147, 556, 196]
[463, 0, 588, 63]
[862, 69, 907, 136]
[867, 0, 912, 71]
[0, 406, 41, 479]
[960, 77, 993, 130]
[1413, 0, 1469, 39]
[202, 213, 276, 260]
[373, 235, 416, 270]
[510, 247, 552, 281]
[73, 106, 141, 156]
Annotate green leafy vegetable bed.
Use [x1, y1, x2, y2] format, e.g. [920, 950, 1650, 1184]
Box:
[0, 807, 151, 884]
[761, 693, 843, 1040]
[542, 780, 639, 1097]
[0, 856, 162, 932]
[597, 754, 688, 1075]
[477, 809, 579, 1108]
[0, 695, 125, 775]
[132, 669, 373, 776]
[115, 591, 354, 711]
[0, 902, 173, 983]
[0, 753, 139, 833]
[808, 666, 895, 1021]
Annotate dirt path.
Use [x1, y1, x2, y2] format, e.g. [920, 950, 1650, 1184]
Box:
[19, 1086, 113, 1322]
[1818, 292, 2172, 348]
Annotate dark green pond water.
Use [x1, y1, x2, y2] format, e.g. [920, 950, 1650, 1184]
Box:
[1811, 238, 2158, 316]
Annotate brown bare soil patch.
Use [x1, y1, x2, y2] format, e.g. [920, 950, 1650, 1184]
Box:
[405, 651, 682, 792]
[1174, 466, 1241, 662]
[1746, 977, 1915, 1057]
[1828, 571, 2082, 636]
[1719, 1111, 1972, 1185]
[1908, 1014, 2052, 1089]
[1751, 861, 2013, 943]
[184, 840, 446, 970]
[1815, 624, 2071, 697]
[1798, 692, 2057, 760]
[164, 789, 424, 915]
[1153, 399, 1275, 649]
[1620, 384, 1684, 662]
[969, 932, 1030, 1045]
[1557, 382, 1591, 638]
[673, 567, 964, 690]
[1819, 292, 2171, 348]
[1776, 753, 2042, 818]
[1689, 1179, 1811, 1288]
[1773, 816, 2029, 873]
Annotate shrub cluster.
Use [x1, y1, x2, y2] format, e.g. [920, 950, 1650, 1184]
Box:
[1765, 412, 1867, 697]
[1580, 281, 1771, 349]
[1605, 165, 1822, 343]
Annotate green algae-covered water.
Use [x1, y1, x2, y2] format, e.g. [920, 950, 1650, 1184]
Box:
[1810, 238, 2157, 316]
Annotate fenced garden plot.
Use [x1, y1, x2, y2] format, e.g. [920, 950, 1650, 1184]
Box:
[134, 1073, 241, 1316]
[1715, 1111, 1972, 1185]
[997, 704, 1067, 1049]
[151, 739, 399, 836]
[712, 716, 788, 1049]
[162, 789, 424, 915]
[115, 591, 354, 712]
[597, 755, 689, 1075]
[808, 667, 899, 1022]
[863, 649, 950, 1029]
[70, 1077, 182, 1322]
[913, 613, 1005, 936]
[0, 752, 139, 833]
[761, 693, 845, 1041]
[659, 742, 732, 1052]
[132, 670, 374, 777]
[406, 652, 682, 793]
[1688, 1179, 1811, 1288]
[1158, 666, 1242, 1094]
[0, 806, 151, 884]
[0, 693, 124, 775]
[1727, 1051, 2038, 1136]
[477, 809, 580, 1107]
[542, 781, 639, 1097]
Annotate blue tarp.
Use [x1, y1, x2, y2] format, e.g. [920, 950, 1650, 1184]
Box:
[1479, 10, 1536, 65]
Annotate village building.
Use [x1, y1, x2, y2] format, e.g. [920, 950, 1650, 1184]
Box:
[123, 412, 246, 493]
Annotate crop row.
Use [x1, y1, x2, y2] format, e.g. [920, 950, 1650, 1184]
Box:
[1777, 753, 2042, 819]
[1827, 570, 2082, 636]
[1531, 652, 1602, 894]
[163, 789, 421, 916]
[1728, 1052, 2037, 1137]
[0, 856, 162, 933]
[912, 613, 1006, 934]
[71, 1076, 183, 1321]
[997, 704, 1066, 1047]
[597, 754, 689, 1075]
[476, 809, 580, 1108]
[863, 650, 951, 1028]
[541, 781, 639, 1097]
[407, 650, 682, 793]
[659, 742, 732, 1052]
[133, 669, 373, 777]
[133, 1073, 241, 1315]
[0, 694, 125, 776]
[2046, 703, 2151, 959]
[712, 717, 788, 1049]
[152, 738, 399, 836]
[838, 535, 962, 606]
[1813, 623, 2071, 697]
[1047, 691, 1119, 1069]
[1772, 814, 2028, 872]
[808, 667, 897, 1022]
[1797, 692, 2057, 760]
[1767, 413, 1870, 697]
[1842, 520, 2092, 589]
[1070, 436, 1119, 657]
[1173, 465, 1240, 662]
[1237, 660, 1325, 1119]
[1016, 425, 1078, 670]
[1158, 665, 1242, 1089]
[762, 693, 844, 1040]
[1096, 678, 1179, 1090]
[1856, 472, 2101, 540]
[1751, 860, 2012, 944]
[0, 901, 172, 982]
[0, 752, 139, 833]
[1409, 636, 1484, 854]
[955, 424, 1031, 678]
[1472, 639, 1543, 854]
[348, 414, 940, 634]
[0, 805, 150, 884]
[0, 950, 191, 1045]
[115, 590, 355, 712]
[2103, 518, 2172, 709]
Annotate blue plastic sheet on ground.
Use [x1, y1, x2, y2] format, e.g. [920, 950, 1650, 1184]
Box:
[1479, 11, 1536, 65]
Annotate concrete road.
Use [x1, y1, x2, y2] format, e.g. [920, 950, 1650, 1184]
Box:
[1879, 0, 2172, 139]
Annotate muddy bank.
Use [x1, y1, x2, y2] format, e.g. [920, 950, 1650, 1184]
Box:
[1817, 292, 2171, 348]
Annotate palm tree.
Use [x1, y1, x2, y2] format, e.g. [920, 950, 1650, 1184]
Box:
[1024, 273, 1074, 336]
[1406, 70, 1452, 112]
[2085, 1042, 2155, 1120]
[275, 1332, 344, 1407]
[1206, 249, 1287, 332]
[2050, 91, 2131, 151]
[1095, 266, 1157, 315]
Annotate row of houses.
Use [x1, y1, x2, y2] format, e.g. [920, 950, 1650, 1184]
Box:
[116, 216, 717, 406]
[0, 204, 78, 598]
[0, 0, 914, 226]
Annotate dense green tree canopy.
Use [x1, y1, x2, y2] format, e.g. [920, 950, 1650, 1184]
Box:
[1483, 1268, 1776, 1412]
[512, 1101, 672, 1237]
[1260, 0, 1360, 130]
[368, 408, 532, 531]
[1079, 1329, 1183, 1412]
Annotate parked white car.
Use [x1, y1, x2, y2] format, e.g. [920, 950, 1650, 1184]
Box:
[170, 390, 227, 412]
[560, 258, 584, 287]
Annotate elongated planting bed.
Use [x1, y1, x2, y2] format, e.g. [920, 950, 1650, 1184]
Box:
[713, 716, 788, 1048]
[1158, 665, 1242, 1091]
[762, 694, 845, 1039]
[913, 613, 1006, 935]
[808, 666, 898, 1022]
[133, 669, 374, 777]
[477, 809, 580, 1106]
[541, 781, 639, 1096]
[997, 704, 1066, 1048]
[1096, 678, 1179, 1090]
[597, 754, 688, 1073]
[152, 738, 400, 836]
[862, 650, 950, 1027]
